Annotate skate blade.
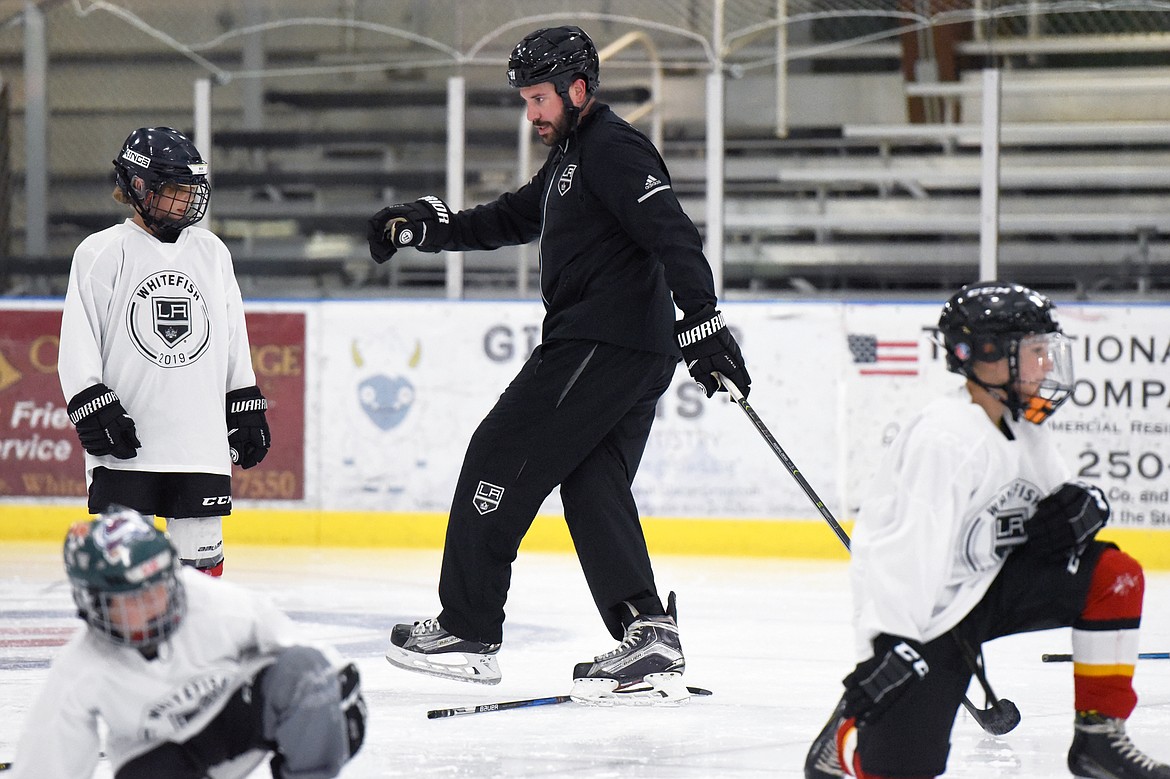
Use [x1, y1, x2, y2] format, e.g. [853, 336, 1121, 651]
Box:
[570, 672, 691, 707]
[385, 642, 501, 685]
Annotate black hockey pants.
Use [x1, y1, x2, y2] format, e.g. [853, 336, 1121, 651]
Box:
[437, 339, 677, 644]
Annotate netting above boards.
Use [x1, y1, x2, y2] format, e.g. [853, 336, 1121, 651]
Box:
[9, 0, 1170, 83]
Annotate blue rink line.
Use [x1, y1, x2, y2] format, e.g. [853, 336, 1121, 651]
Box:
[0, 658, 51, 670]
[0, 609, 74, 620]
[0, 610, 78, 670]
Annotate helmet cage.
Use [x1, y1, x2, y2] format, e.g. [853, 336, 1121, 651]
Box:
[1011, 331, 1074, 424]
[71, 573, 187, 648]
[113, 127, 210, 239]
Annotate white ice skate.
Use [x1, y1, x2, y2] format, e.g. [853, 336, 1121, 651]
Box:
[385, 618, 502, 685]
[570, 593, 689, 706]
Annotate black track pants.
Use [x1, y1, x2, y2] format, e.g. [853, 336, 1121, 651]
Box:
[438, 339, 677, 643]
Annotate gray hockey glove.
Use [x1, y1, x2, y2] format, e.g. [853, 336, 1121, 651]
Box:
[67, 383, 140, 459]
[367, 195, 452, 264]
[1026, 482, 1109, 559]
[226, 386, 270, 469]
[674, 304, 751, 398]
[842, 634, 929, 724]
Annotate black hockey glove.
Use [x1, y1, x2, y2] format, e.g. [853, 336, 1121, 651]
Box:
[1026, 482, 1109, 559]
[674, 304, 751, 398]
[367, 195, 453, 264]
[67, 383, 140, 459]
[226, 386, 270, 469]
[842, 634, 929, 725]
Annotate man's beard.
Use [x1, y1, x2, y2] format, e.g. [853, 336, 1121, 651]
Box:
[535, 113, 571, 147]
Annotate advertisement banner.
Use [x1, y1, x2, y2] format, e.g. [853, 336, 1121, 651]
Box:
[841, 302, 1170, 529]
[7, 299, 1167, 530]
[316, 301, 843, 519]
[0, 307, 305, 502]
[234, 312, 307, 501]
[0, 308, 85, 498]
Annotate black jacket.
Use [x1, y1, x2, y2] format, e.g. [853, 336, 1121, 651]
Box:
[438, 102, 717, 356]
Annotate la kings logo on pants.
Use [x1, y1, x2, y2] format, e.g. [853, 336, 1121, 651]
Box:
[473, 481, 504, 515]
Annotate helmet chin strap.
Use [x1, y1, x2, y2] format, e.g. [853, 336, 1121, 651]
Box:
[557, 86, 594, 135]
[968, 375, 1027, 422]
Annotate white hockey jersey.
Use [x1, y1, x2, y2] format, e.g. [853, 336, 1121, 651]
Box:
[850, 387, 1071, 659]
[11, 568, 301, 778]
[59, 219, 256, 481]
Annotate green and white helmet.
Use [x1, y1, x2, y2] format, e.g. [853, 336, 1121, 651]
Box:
[63, 507, 187, 648]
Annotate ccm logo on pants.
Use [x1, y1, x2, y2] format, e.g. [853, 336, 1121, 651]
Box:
[202, 496, 232, 507]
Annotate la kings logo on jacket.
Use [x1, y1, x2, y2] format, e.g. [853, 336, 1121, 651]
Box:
[557, 164, 577, 196]
[127, 270, 212, 368]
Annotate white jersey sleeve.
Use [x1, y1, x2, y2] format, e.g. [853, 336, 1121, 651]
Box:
[850, 388, 1071, 659]
[59, 247, 110, 398]
[223, 258, 258, 393]
[12, 569, 305, 777]
[9, 651, 102, 779]
[58, 220, 256, 478]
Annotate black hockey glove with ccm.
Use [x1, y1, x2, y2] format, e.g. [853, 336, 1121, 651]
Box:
[1026, 482, 1110, 559]
[367, 195, 453, 264]
[67, 383, 141, 459]
[226, 386, 270, 469]
[674, 304, 751, 398]
[842, 633, 930, 725]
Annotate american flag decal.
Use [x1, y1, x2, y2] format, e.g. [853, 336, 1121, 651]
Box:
[847, 334, 919, 376]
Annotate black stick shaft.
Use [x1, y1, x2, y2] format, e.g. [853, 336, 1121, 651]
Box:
[426, 686, 712, 719]
[721, 379, 851, 552]
[427, 695, 571, 719]
[1042, 652, 1169, 663]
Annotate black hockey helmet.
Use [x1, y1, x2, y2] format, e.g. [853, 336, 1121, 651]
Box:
[64, 506, 187, 648]
[507, 26, 600, 95]
[113, 126, 210, 240]
[937, 281, 1074, 423]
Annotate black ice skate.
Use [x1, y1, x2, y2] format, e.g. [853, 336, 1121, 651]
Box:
[1068, 711, 1170, 779]
[385, 617, 501, 684]
[570, 592, 688, 706]
[804, 697, 849, 779]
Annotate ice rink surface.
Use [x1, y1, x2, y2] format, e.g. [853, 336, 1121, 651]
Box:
[2, 541, 1168, 778]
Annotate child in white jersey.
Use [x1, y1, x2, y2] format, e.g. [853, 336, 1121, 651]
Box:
[59, 127, 270, 576]
[805, 282, 1168, 779]
[10, 508, 365, 779]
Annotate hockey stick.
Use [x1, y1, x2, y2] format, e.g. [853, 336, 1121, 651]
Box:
[717, 378, 852, 551]
[717, 375, 1021, 735]
[427, 686, 712, 719]
[427, 695, 571, 719]
[1042, 652, 1169, 663]
[953, 636, 1021, 736]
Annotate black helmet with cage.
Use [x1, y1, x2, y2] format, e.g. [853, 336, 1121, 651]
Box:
[63, 506, 187, 648]
[113, 126, 210, 241]
[508, 26, 600, 125]
[937, 281, 1074, 424]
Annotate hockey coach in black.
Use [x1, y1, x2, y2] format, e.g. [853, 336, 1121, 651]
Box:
[368, 25, 750, 705]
